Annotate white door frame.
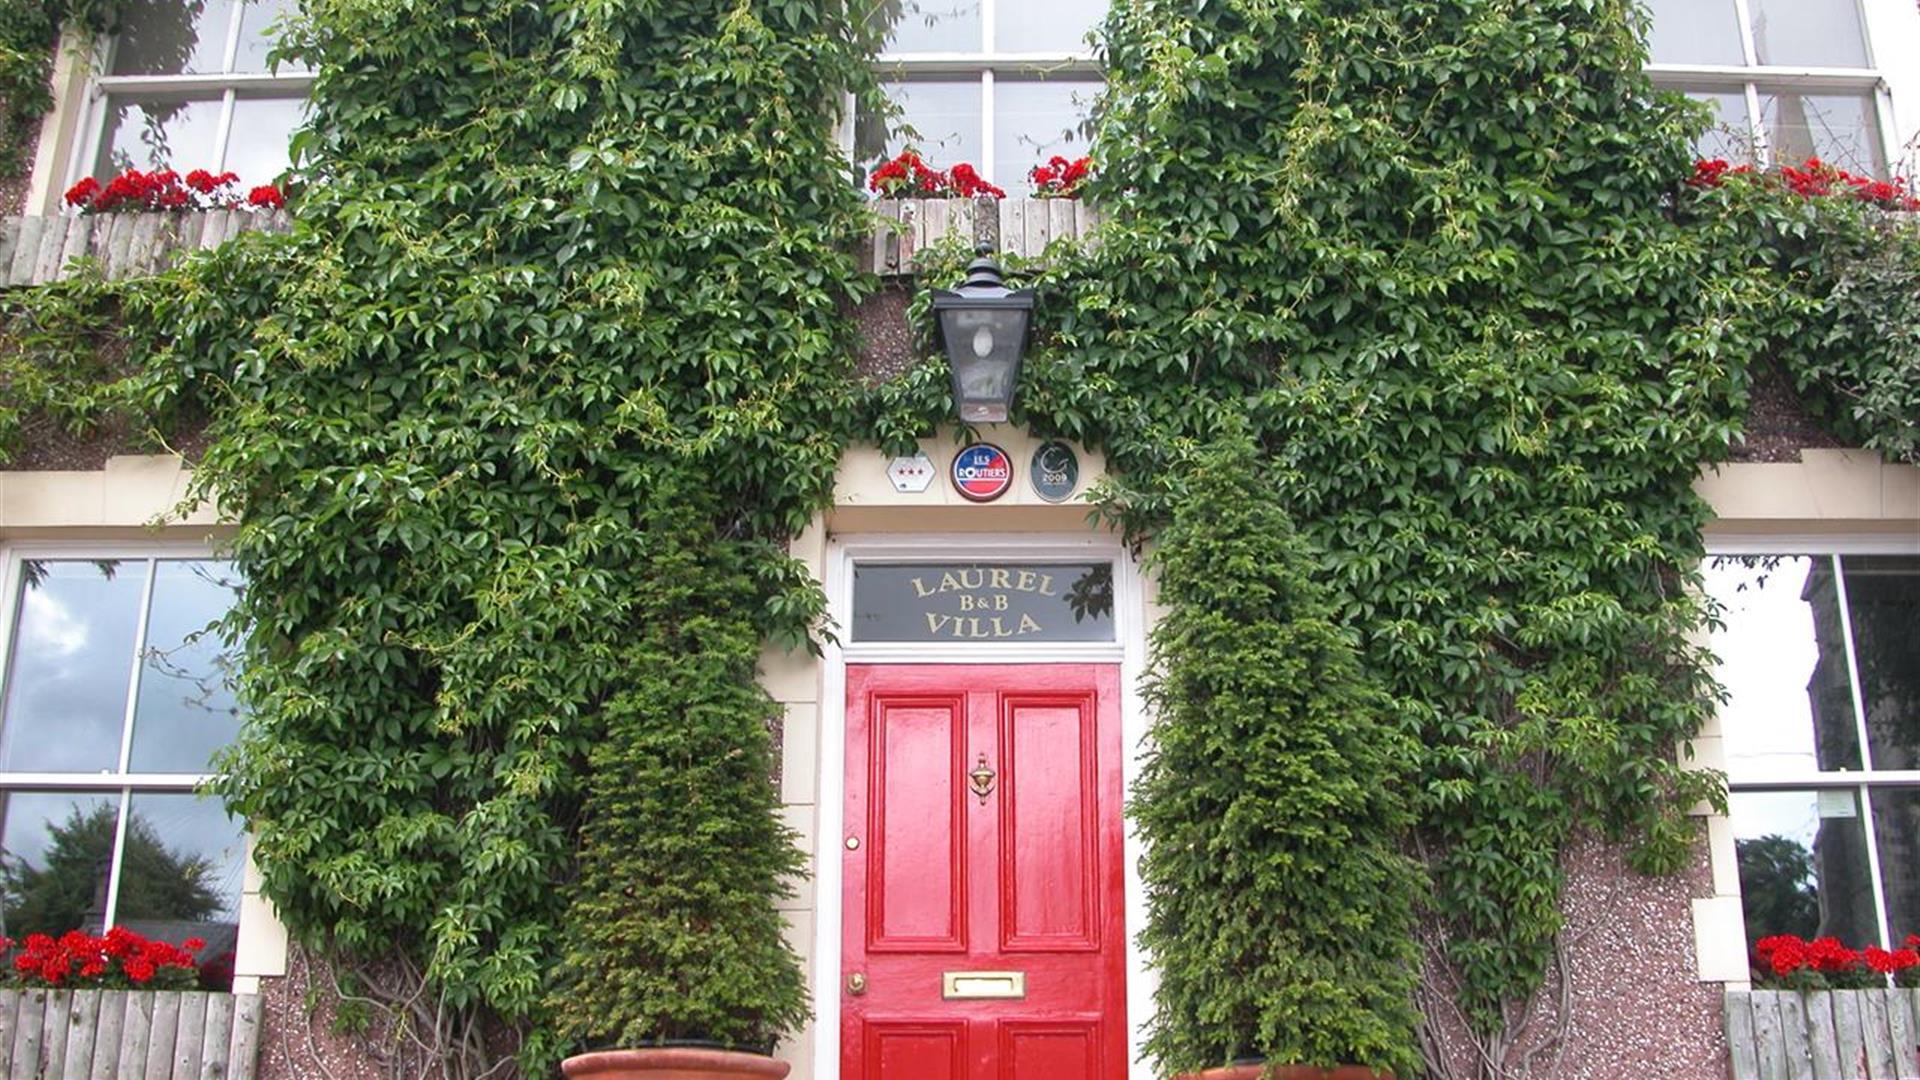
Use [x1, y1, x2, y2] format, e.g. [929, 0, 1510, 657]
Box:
[811, 530, 1155, 1080]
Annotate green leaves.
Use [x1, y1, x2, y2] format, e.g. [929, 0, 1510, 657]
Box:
[975, 0, 1857, 1060]
[1132, 440, 1424, 1075]
[141, 0, 881, 1070]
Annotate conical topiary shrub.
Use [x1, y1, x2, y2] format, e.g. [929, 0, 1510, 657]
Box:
[1132, 439, 1425, 1079]
[545, 495, 807, 1064]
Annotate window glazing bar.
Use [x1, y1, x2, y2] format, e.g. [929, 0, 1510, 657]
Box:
[0, 774, 212, 789]
[91, 73, 317, 94]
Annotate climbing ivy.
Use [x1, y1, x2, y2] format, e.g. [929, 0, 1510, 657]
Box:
[0, 0, 122, 173]
[1680, 168, 1920, 462]
[0, 0, 1916, 1074]
[872, 0, 1911, 1057]
[1132, 435, 1425, 1075]
[165, 0, 879, 1071]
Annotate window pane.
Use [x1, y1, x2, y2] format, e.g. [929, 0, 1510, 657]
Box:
[1732, 789, 1878, 951]
[1706, 556, 1861, 780]
[1761, 90, 1884, 174]
[115, 793, 243, 990]
[1749, 0, 1868, 68]
[109, 0, 238, 76]
[858, 80, 983, 173]
[994, 79, 1098, 192]
[1844, 557, 1920, 772]
[1644, 0, 1745, 65]
[220, 93, 305, 184]
[995, 0, 1104, 53]
[1685, 89, 1758, 162]
[1872, 789, 1920, 945]
[0, 792, 119, 937]
[233, 0, 302, 72]
[0, 560, 149, 774]
[93, 95, 226, 177]
[875, 0, 982, 54]
[129, 562, 243, 775]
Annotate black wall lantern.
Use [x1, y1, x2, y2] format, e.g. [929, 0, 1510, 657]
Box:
[930, 245, 1035, 424]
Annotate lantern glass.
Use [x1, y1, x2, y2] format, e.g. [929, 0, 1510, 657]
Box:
[941, 306, 1031, 422]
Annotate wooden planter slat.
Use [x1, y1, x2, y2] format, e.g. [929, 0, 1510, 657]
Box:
[40, 988, 72, 1077]
[1863, 988, 1897, 1078]
[1728, 991, 1762, 1080]
[144, 991, 180, 1079]
[93, 992, 127, 1080]
[1781, 991, 1817, 1080]
[13, 990, 45, 1080]
[1806, 991, 1842, 1080]
[117, 992, 152, 1079]
[199, 992, 233, 1080]
[1757, 991, 1793, 1080]
[1887, 989, 1919, 1079]
[8, 217, 44, 286]
[1837, 991, 1870, 1078]
[228, 994, 262, 1080]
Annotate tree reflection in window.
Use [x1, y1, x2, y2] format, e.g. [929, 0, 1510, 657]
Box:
[1737, 834, 1819, 944]
[0, 804, 218, 940]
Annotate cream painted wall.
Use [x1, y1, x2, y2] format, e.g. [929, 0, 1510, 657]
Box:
[17, 446, 1916, 1056]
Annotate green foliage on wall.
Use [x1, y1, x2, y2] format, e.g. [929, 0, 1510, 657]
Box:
[0, 0, 119, 172]
[136, 0, 877, 1069]
[1133, 437, 1425, 1075]
[544, 485, 808, 1053]
[870, 0, 1911, 1057]
[1682, 171, 1920, 462]
[0, 0, 1917, 1073]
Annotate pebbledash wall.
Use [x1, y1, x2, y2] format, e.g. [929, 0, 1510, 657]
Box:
[7, 435, 1913, 1078]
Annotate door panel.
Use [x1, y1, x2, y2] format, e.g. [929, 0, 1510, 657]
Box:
[999, 1021, 1102, 1080]
[869, 1020, 967, 1080]
[843, 664, 1125, 1080]
[870, 694, 969, 951]
[1000, 694, 1100, 952]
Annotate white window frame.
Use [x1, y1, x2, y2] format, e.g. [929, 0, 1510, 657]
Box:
[1706, 534, 1920, 953]
[862, 0, 1102, 185]
[0, 540, 244, 942]
[1645, 0, 1898, 170]
[63, 1, 315, 193]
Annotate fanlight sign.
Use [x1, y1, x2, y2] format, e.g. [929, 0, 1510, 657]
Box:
[850, 562, 1115, 643]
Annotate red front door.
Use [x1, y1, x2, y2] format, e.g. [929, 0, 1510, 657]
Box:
[842, 664, 1127, 1080]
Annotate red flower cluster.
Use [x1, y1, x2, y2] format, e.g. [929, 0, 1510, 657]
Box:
[1754, 933, 1920, 990]
[1687, 158, 1755, 188]
[1029, 155, 1092, 199]
[867, 150, 1007, 199]
[64, 168, 287, 215]
[1689, 156, 1920, 212]
[0, 928, 203, 990]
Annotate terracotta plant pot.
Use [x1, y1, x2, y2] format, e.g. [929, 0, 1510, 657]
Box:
[1177, 1065, 1394, 1080]
[561, 1048, 791, 1080]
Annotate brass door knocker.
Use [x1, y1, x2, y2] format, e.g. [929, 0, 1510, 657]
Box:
[969, 754, 997, 803]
